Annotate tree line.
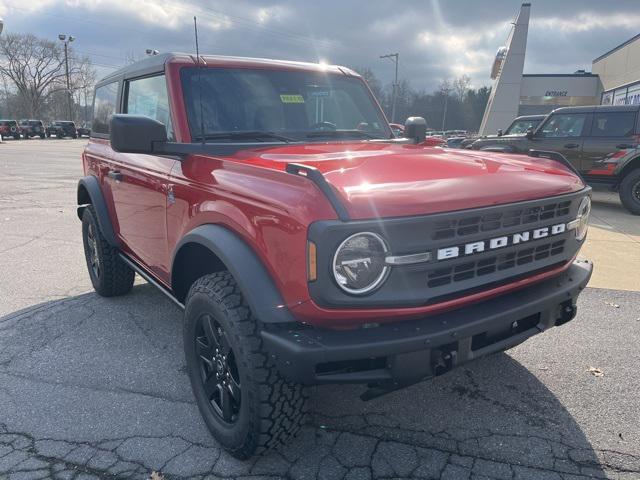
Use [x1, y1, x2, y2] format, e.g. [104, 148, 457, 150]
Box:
[357, 68, 491, 133]
[0, 33, 96, 124]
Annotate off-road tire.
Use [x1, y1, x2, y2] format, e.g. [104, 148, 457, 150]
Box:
[184, 272, 307, 459]
[81, 205, 134, 296]
[619, 169, 640, 215]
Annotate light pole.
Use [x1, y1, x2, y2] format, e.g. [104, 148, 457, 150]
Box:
[380, 53, 399, 123]
[58, 34, 75, 120]
[441, 84, 450, 132]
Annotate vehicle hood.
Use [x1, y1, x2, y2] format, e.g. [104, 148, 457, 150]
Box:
[232, 142, 585, 220]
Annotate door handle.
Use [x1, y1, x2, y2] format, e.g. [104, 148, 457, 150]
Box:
[107, 170, 123, 181]
[616, 144, 635, 149]
[564, 143, 580, 149]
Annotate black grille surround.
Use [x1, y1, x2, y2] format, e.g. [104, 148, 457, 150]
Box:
[307, 188, 590, 308]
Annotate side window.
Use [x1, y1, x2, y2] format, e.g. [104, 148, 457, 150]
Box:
[125, 75, 174, 141]
[590, 112, 636, 137]
[92, 82, 118, 136]
[539, 114, 587, 138]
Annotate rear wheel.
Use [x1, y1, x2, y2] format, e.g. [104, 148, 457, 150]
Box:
[82, 205, 134, 296]
[619, 169, 640, 215]
[184, 272, 307, 459]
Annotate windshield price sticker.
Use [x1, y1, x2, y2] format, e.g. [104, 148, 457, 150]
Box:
[280, 94, 305, 104]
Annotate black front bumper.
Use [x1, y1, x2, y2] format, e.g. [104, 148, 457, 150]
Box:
[261, 260, 592, 385]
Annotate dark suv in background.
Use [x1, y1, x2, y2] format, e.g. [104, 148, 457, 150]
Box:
[468, 106, 640, 214]
[46, 121, 78, 139]
[19, 119, 46, 139]
[0, 120, 21, 140]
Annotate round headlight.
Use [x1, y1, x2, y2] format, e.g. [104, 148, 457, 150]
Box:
[333, 232, 389, 295]
[575, 196, 591, 241]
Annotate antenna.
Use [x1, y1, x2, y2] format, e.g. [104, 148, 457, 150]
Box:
[194, 16, 205, 144]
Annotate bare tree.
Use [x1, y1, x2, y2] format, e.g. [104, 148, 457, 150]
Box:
[0, 33, 96, 121]
[0, 33, 70, 117]
[72, 55, 97, 124]
[453, 74, 471, 101]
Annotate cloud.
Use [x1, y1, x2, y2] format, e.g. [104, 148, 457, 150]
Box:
[532, 11, 640, 33]
[2, 0, 639, 92]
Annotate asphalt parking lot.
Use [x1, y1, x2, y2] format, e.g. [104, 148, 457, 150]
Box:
[1, 139, 639, 480]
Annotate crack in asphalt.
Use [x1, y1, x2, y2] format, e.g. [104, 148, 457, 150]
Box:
[1, 293, 639, 479]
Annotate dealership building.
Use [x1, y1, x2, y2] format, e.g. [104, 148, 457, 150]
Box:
[479, 3, 640, 134]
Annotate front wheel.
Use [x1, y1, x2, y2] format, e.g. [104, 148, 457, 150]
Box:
[619, 169, 640, 215]
[184, 272, 307, 459]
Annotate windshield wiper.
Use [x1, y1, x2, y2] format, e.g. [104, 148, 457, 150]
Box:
[192, 131, 296, 143]
[305, 130, 385, 140]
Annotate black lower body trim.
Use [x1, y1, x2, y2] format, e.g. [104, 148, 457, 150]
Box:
[261, 260, 593, 385]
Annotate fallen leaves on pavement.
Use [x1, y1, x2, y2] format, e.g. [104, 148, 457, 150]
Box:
[587, 367, 604, 377]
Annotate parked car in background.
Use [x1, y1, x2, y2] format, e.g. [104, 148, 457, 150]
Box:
[46, 121, 78, 139]
[0, 120, 21, 140]
[458, 115, 545, 149]
[77, 123, 91, 137]
[468, 105, 640, 214]
[19, 119, 46, 139]
[445, 129, 467, 138]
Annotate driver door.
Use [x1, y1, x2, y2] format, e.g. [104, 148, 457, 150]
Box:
[107, 74, 176, 281]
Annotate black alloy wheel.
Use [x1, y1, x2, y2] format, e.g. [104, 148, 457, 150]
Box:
[619, 169, 640, 215]
[86, 222, 100, 279]
[194, 313, 242, 423]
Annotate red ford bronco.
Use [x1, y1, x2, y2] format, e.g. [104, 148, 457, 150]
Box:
[78, 53, 593, 459]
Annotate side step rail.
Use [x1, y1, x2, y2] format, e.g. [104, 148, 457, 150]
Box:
[118, 253, 185, 310]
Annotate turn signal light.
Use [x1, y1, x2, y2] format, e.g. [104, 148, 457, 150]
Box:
[307, 241, 317, 282]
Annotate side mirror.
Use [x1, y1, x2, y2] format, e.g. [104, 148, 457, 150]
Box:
[525, 127, 534, 140]
[497, 129, 503, 137]
[404, 116, 427, 144]
[110, 114, 167, 154]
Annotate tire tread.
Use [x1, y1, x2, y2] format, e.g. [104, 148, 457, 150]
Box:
[187, 272, 307, 458]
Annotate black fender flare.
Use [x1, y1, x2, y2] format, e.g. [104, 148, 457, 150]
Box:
[77, 176, 119, 247]
[172, 224, 296, 324]
[614, 154, 640, 179]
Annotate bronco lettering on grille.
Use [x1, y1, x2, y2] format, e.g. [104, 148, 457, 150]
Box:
[436, 223, 567, 261]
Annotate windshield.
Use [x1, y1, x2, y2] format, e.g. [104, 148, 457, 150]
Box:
[181, 67, 391, 142]
[505, 118, 542, 135]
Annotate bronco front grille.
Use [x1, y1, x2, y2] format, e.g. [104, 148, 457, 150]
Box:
[307, 189, 587, 309]
[426, 239, 566, 288]
[431, 200, 572, 241]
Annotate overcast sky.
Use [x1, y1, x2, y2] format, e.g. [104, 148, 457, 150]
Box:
[2, 0, 639, 91]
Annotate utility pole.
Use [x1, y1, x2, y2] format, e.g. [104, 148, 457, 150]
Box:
[441, 84, 450, 132]
[58, 34, 75, 120]
[380, 53, 399, 123]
